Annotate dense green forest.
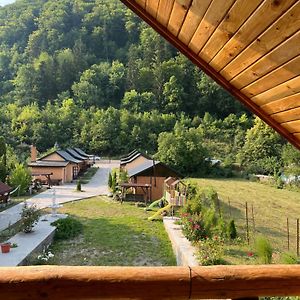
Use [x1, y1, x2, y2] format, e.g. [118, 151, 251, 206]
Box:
[0, 0, 299, 178]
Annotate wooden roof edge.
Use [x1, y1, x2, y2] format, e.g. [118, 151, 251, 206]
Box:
[120, 0, 300, 151]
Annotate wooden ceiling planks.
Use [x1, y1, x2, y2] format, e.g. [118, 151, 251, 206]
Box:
[230, 31, 300, 89]
[241, 55, 300, 98]
[157, 0, 174, 27]
[272, 105, 300, 124]
[209, 0, 297, 72]
[261, 94, 300, 114]
[188, 0, 236, 54]
[221, 2, 300, 81]
[200, 0, 264, 63]
[167, 0, 191, 36]
[146, 0, 160, 18]
[178, 0, 212, 45]
[252, 76, 300, 105]
[123, 0, 300, 150]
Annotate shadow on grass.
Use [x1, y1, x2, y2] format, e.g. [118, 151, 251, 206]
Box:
[219, 199, 244, 220]
[255, 226, 285, 239]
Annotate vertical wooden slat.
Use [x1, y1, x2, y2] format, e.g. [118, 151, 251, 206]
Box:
[167, 0, 192, 37]
[188, 0, 236, 54]
[157, 0, 175, 27]
[221, 2, 300, 80]
[210, 0, 297, 72]
[230, 31, 300, 89]
[146, 0, 160, 19]
[178, 0, 212, 45]
[135, 0, 146, 9]
[200, 0, 264, 63]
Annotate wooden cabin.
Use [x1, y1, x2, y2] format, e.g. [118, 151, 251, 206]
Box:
[126, 159, 182, 201]
[28, 146, 84, 184]
[0, 181, 12, 205]
[120, 150, 151, 171]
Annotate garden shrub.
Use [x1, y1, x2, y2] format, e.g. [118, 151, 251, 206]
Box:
[76, 180, 82, 191]
[10, 163, 32, 195]
[254, 236, 273, 264]
[197, 237, 224, 265]
[281, 252, 298, 264]
[227, 219, 238, 239]
[181, 213, 207, 243]
[19, 202, 41, 233]
[51, 217, 83, 240]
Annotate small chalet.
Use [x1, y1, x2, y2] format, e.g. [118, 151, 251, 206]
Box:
[28, 146, 92, 184]
[0, 181, 12, 205]
[120, 151, 182, 202]
[120, 150, 151, 171]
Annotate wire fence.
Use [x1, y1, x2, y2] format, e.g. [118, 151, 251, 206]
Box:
[218, 197, 300, 256]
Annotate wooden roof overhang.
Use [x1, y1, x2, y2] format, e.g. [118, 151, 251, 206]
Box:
[120, 0, 300, 150]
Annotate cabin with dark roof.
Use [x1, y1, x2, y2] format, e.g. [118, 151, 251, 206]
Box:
[123, 156, 182, 201]
[120, 150, 152, 171]
[28, 146, 86, 184]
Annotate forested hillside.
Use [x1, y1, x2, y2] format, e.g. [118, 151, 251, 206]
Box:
[1, 0, 298, 178]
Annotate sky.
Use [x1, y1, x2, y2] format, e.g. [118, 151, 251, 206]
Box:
[0, 0, 16, 6]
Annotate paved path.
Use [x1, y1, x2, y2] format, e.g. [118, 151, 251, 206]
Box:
[0, 161, 119, 231]
[0, 214, 66, 266]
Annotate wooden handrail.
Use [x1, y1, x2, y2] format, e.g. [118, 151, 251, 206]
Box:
[0, 265, 300, 299]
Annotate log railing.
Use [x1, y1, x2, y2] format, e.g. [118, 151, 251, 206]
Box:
[1, 265, 300, 299]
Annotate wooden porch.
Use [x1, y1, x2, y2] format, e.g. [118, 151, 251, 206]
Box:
[0, 265, 300, 299]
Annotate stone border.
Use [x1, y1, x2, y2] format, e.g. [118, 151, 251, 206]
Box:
[163, 217, 199, 266]
[0, 214, 66, 266]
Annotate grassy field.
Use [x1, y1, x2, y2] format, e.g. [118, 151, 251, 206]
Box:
[191, 178, 300, 264]
[36, 196, 176, 266]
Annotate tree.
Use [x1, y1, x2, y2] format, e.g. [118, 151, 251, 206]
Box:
[282, 143, 300, 179]
[9, 163, 32, 195]
[156, 123, 208, 175]
[237, 117, 284, 175]
[0, 136, 7, 182]
[108, 171, 112, 189]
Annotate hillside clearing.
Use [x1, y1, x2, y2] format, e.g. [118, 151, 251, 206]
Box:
[191, 178, 300, 264]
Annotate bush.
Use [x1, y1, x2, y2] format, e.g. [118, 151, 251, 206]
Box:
[254, 236, 273, 264]
[9, 163, 32, 195]
[181, 213, 207, 243]
[51, 217, 83, 240]
[197, 237, 224, 265]
[19, 202, 41, 233]
[108, 172, 112, 188]
[281, 252, 298, 264]
[76, 180, 82, 191]
[227, 219, 237, 239]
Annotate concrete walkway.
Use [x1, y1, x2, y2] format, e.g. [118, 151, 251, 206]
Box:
[0, 161, 119, 231]
[0, 214, 66, 266]
[0, 161, 119, 266]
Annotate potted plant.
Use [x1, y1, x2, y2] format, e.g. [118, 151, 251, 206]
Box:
[1, 243, 11, 253]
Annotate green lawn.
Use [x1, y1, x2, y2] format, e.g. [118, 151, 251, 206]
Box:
[40, 196, 176, 266]
[190, 178, 300, 264]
